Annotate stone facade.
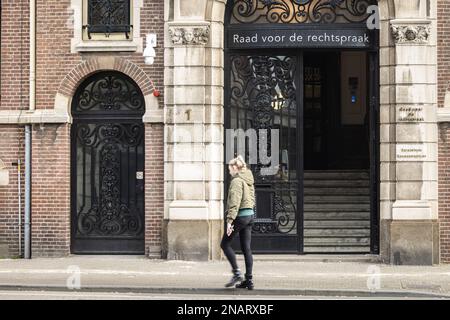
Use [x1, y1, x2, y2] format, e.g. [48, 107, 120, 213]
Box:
[163, 0, 441, 265]
[162, 0, 225, 261]
[379, 0, 439, 265]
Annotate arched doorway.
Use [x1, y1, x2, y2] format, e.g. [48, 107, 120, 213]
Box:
[70, 71, 146, 254]
[224, 0, 380, 254]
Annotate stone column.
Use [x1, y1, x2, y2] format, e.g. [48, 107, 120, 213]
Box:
[384, 0, 439, 265]
[163, 0, 225, 260]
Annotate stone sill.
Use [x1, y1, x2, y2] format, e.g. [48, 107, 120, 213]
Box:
[74, 40, 138, 52]
[0, 110, 71, 124]
[0, 109, 163, 124]
[0, 169, 9, 186]
[142, 113, 164, 124]
[390, 19, 432, 25]
[392, 200, 434, 220]
[437, 108, 450, 123]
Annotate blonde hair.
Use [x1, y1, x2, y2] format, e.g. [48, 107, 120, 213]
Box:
[228, 155, 247, 171]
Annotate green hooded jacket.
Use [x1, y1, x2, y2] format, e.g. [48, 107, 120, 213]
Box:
[226, 169, 255, 224]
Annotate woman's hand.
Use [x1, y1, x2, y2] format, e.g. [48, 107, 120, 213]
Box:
[227, 223, 234, 236]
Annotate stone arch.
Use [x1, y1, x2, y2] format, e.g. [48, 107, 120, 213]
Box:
[58, 57, 155, 97]
[204, 0, 395, 24]
[54, 57, 161, 123]
[204, 0, 227, 22]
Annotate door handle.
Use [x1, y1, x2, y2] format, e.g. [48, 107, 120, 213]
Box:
[136, 171, 145, 193]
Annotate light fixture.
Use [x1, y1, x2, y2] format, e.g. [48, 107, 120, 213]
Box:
[0, 159, 9, 186]
[143, 34, 157, 65]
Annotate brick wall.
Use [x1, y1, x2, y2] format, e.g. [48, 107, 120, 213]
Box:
[438, 0, 450, 108]
[145, 123, 164, 257]
[1, 0, 164, 110]
[438, 0, 450, 264]
[0, 125, 25, 257]
[439, 126, 450, 263]
[0, 0, 30, 110]
[1, 0, 165, 257]
[31, 124, 70, 257]
[33, 0, 164, 110]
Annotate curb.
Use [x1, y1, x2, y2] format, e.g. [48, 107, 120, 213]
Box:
[0, 284, 449, 299]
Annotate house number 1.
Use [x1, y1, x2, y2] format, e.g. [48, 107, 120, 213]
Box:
[185, 109, 191, 121]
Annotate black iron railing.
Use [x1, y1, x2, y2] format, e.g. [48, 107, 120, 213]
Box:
[84, 0, 132, 39]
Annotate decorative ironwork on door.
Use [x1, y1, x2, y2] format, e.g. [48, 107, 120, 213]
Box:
[228, 54, 300, 252]
[72, 72, 144, 115]
[225, 0, 380, 255]
[229, 0, 377, 24]
[71, 71, 145, 254]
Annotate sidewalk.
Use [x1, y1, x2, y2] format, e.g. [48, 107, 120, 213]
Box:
[0, 255, 449, 298]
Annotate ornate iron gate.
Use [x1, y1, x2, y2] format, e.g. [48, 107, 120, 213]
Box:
[71, 71, 145, 254]
[225, 0, 380, 254]
[227, 53, 303, 253]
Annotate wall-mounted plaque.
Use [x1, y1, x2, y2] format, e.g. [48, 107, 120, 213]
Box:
[396, 144, 427, 161]
[398, 106, 425, 122]
[0, 159, 8, 186]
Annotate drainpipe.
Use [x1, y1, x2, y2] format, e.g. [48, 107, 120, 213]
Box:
[17, 160, 22, 257]
[29, 0, 36, 112]
[24, 0, 37, 259]
[24, 127, 31, 259]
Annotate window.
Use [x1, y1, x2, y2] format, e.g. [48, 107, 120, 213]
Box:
[72, 0, 143, 52]
[83, 0, 132, 40]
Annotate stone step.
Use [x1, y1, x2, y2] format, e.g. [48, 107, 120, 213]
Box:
[304, 211, 370, 220]
[304, 203, 371, 211]
[266, 170, 372, 253]
[304, 170, 370, 180]
[303, 206, 371, 212]
[247, 254, 381, 263]
[303, 180, 370, 187]
[304, 195, 370, 203]
[304, 237, 370, 245]
[304, 228, 370, 237]
[303, 246, 371, 253]
[303, 187, 370, 195]
[304, 220, 371, 228]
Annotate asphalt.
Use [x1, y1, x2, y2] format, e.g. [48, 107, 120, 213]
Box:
[0, 255, 449, 299]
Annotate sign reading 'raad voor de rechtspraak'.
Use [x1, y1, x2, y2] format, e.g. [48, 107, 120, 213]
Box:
[228, 27, 372, 49]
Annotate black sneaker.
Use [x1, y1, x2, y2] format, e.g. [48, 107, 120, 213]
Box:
[236, 276, 254, 290]
[225, 270, 243, 288]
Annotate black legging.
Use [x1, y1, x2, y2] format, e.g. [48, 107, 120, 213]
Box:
[220, 215, 254, 277]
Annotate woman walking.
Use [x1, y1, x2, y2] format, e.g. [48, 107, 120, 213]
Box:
[221, 155, 255, 290]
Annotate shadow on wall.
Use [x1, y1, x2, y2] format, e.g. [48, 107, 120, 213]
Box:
[34, 124, 62, 143]
[0, 243, 8, 258]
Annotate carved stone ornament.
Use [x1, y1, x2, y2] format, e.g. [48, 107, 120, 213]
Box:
[169, 25, 210, 45]
[391, 24, 431, 44]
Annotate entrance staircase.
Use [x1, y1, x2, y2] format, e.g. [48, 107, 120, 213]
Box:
[303, 170, 371, 253]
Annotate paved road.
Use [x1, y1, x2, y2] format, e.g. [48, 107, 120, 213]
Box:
[0, 290, 444, 300]
[1, 256, 450, 299]
[0, 290, 309, 300]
